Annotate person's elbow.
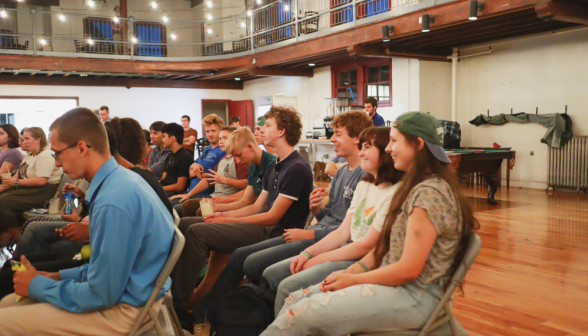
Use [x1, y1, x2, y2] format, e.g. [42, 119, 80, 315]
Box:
[399, 261, 426, 282]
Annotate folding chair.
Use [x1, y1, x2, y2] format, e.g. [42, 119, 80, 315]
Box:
[354, 234, 481, 336]
[172, 209, 180, 227]
[128, 226, 186, 336]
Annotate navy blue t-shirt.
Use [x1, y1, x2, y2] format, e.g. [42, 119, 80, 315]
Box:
[262, 150, 313, 231]
[372, 112, 386, 127]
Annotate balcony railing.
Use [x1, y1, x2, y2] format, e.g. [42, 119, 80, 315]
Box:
[0, 0, 449, 61]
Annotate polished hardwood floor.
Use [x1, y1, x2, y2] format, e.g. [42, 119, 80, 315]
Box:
[453, 186, 588, 336]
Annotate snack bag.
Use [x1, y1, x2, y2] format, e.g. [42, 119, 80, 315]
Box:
[10, 261, 27, 303]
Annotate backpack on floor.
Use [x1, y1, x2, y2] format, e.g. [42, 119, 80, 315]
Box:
[209, 284, 275, 336]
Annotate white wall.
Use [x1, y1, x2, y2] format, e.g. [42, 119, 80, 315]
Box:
[456, 28, 588, 189]
[376, 57, 421, 123]
[419, 61, 452, 121]
[0, 85, 243, 132]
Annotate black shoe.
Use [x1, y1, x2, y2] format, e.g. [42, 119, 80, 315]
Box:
[175, 309, 195, 332]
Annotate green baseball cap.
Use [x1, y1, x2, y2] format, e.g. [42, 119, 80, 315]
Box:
[393, 112, 451, 163]
[257, 116, 265, 126]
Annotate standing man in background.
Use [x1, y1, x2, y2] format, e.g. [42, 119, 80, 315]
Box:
[364, 97, 385, 127]
[99, 106, 111, 124]
[181, 115, 198, 156]
[111, 6, 122, 55]
[229, 117, 241, 128]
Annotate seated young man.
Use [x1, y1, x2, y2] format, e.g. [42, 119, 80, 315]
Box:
[147, 121, 172, 179]
[0, 108, 174, 336]
[170, 107, 313, 324]
[255, 117, 276, 155]
[190, 111, 374, 326]
[170, 126, 249, 217]
[160, 122, 193, 196]
[183, 114, 226, 199]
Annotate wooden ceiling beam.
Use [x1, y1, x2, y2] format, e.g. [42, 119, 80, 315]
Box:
[347, 44, 449, 61]
[0, 75, 243, 90]
[247, 67, 313, 77]
[536, 1, 588, 25]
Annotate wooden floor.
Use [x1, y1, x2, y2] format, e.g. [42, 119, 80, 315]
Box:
[453, 186, 588, 336]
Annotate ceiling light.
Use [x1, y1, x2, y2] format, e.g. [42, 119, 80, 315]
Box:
[40, 39, 47, 46]
[162, 16, 168, 22]
[381, 25, 394, 42]
[207, 14, 212, 20]
[151, 2, 158, 9]
[207, 28, 213, 34]
[88, 39, 94, 45]
[284, 4, 289, 11]
[17, 0, 23, 2]
[469, 0, 484, 20]
[420, 14, 434, 33]
[131, 37, 138, 43]
[235, 78, 241, 81]
[87, 0, 95, 8]
[247, 11, 252, 16]
[241, 22, 246, 28]
[207, 1, 213, 8]
[171, 33, 177, 40]
[308, 63, 315, 66]
[59, 14, 66, 21]
[1, 10, 7, 18]
[113, 16, 119, 23]
[256, 0, 262, 4]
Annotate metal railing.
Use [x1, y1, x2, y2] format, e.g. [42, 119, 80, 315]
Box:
[0, 0, 447, 61]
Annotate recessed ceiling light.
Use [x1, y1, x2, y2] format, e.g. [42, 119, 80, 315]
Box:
[207, 14, 212, 20]
[87, 0, 95, 8]
[207, 28, 213, 34]
[162, 16, 169, 22]
[235, 78, 241, 81]
[171, 33, 177, 40]
[59, 14, 66, 21]
[207, 1, 213, 8]
[284, 4, 289, 11]
[40, 39, 47, 46]
[131, 37, 138, 43]
[113, 17, 119, 23]
[151, 2, 158, 9]
[308, 63, 315, 66]
[247, 11, 252, 16]
[88, 39, 94, 45]
[241, 22, 246, 28]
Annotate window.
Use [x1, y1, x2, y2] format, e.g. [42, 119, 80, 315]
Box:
[331, 58, 392, 107]
[365, 64, 390, 102]
[0, 113, 15, 125]
[335, 69, 358, 104]
[134, 21, 167, 57]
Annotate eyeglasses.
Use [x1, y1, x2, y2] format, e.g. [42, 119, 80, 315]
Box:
[52, 143, 92, 160]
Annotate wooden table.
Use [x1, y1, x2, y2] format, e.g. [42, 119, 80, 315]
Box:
[446, 149, 516, 205]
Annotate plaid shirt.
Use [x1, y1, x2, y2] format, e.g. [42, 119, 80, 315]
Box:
[440, 120, 461, 141]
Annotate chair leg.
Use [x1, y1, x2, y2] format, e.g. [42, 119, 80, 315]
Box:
[164, 294, 185, 336]
[444, 303, 459, 336]
[148, 308, 166, 336]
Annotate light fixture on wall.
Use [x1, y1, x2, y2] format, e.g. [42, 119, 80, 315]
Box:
[207, 28, 213, 34]
[171, 33, 177, 40]
[469, 0, 484, 20]
[59, 14, 66, 21]
[420, 14, 434, 32]
[113, 16, 119, 23]
[40, 38, 47, 46]
[131, 36, 138, 43]
[283, 4, 289, 11]
[0, 10, 8, 18]
[247, 10, 252, 16]
[381, 25, 394, 42]
[241, 21, 246, 28]
[207, 14, 212, 20]
[88, 39, 94, 45]
[207, 1, 213, 8]
[256, 0, 262, 4]
[162, 16, 168, 23]
[87, 0, 95, 8]
[151, 2, 158, 9]
[17, 0, 23, 2]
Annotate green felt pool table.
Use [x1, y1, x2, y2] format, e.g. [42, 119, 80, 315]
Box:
[446, 148, 516, 205]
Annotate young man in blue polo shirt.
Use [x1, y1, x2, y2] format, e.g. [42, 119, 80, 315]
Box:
[365, 96, 386, 127]
[0, 108, 174, 335]
[171, 107, 313, 327]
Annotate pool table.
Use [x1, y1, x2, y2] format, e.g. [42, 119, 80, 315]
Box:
[446, 149, 516, 205]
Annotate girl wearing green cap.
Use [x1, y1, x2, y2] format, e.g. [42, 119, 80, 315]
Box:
[261, 112, 478, 335]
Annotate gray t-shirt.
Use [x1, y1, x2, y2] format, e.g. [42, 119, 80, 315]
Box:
[308, 164, 367, 240]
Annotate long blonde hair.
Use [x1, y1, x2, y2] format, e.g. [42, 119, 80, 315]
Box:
[23, 127, 48, 154]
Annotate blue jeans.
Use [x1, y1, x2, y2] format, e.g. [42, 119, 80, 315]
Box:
[261, 281, 444, 336]
[263, 258, 355, 315]
[192, 237, 316, 323]
[16, 221, 86, 259]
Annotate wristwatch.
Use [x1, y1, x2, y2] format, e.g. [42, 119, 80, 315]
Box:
[14, 179, 20, 189]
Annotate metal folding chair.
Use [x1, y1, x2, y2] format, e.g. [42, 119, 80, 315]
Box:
[354, 234, 482, 336]
[128, 226, 186, 336]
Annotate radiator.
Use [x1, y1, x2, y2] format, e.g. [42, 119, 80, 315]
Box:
[547, 136, 588, 191]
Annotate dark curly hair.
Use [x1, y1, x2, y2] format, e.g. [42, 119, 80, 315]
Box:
[264, 106, 303, 147]
[105, 117, 145, 165]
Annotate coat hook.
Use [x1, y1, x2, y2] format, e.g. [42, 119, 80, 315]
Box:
[510, 108, 513, 115]
[536, 107, 538, 115]
[487, 109, 490, 117]
[565, 105, 568, 114]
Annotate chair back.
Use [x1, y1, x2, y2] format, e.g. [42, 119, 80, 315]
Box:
[172, 209, 180, 227]
[128, 226, 185, 336]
